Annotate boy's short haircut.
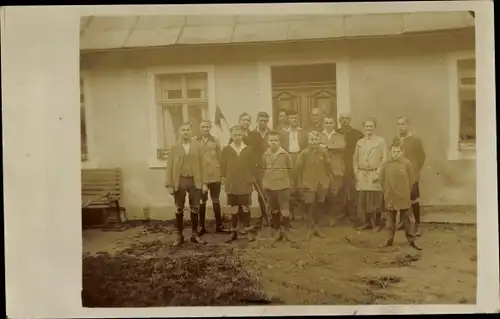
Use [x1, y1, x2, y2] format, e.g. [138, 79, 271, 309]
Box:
[200, 119, 211, 125]
[308, 130, 320, 139]
[257, 111, 270, 119]
[288, 110, 298, 117]
[238, 113, 251, 121]
[397, 116, 409, 124]
[391, 141, 403, 149]
[324, 115, 335, 121]
[268, 130, 280, 137]
[362, 117, 377, 127]
[181, 121, 192, 128]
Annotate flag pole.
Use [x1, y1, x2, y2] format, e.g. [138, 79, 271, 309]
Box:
[223, 117, 231, 133]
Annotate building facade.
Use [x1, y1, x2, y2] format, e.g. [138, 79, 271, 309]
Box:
[80, 13, 476, 220]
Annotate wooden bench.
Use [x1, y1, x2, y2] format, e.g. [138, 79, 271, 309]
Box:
[82, 168, 123, 224]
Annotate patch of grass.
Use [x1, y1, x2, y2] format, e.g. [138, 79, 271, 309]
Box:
[82, 241, 274, 307]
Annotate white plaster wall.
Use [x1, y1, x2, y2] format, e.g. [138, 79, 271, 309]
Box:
[81, 30, 476, 219]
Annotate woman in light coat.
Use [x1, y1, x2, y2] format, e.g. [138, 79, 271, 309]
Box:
[353, 118, 387, 230]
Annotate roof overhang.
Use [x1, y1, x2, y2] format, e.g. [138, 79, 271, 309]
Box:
[80, 12, 475, 51]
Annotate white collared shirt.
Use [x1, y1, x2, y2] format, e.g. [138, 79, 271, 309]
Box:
[230, 142, 246, 156]
[322, 129, 337, 140]
[182, 142, 191, 154]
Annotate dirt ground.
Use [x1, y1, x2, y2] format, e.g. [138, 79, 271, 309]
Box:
[82, 220, 476, 306]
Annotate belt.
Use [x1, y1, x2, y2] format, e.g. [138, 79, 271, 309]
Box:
[180, 175, 193, 178]
[358, 168, 378, 172]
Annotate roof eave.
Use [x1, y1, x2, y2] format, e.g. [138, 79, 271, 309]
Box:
[80, 26, 475, 54]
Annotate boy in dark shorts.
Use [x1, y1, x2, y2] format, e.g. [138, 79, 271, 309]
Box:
[220, 125, 258, 243]
[294, 130, 334, 239]
[262, 131, 294, 242]
[379, 142, 422, 250]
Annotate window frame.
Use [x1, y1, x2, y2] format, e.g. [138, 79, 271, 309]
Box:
[147, 65, 216, 168]
[447, 51, 476, 161]
[80, 70, 97, 168]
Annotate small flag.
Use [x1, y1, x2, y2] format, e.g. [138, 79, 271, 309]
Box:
[214, 105, 226, 131]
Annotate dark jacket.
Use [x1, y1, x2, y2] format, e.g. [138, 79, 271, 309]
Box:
[338, 126, 364, 177]
[380, 157, 415, 210]
[295, 146, 333, 190]
[393, 134, 426, 181]
[220, 143, 257, 195]
[248, 128, 270, 163]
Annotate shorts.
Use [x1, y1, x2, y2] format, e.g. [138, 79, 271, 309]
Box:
[227, 193, 252, 206]
[410, 183, 420, 203]
[299, 187, 328, 204]
[265, 189, 291, 213]
[174, 176, 201, 211]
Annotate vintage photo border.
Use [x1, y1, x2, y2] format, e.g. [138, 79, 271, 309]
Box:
[3, 1, 498, 317]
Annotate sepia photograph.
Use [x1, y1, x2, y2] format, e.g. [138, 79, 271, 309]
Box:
[79, 9, 480, 307]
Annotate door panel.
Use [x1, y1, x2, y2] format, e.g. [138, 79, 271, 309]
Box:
[309, 88, 337, 122]
[272, 90, 298, 127]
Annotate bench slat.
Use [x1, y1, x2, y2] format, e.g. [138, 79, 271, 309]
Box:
[82, 168, 121, 172]
[82, 186, 121, 191]
[82, 174, 121, 178]
[82, 180, 120, 185]
[83, 192, 120, 196]
[81, 179, 122, 185]
[83, 193, 120, 197]
[82, 175, 121, 180]
[82, 176, 120, 181]
[85, 200, 114, 205]
[85, 204, 114, 208]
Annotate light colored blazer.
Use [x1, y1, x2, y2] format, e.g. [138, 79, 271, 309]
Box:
[165, 141, 204, 191]
[353, 135, 387, 191]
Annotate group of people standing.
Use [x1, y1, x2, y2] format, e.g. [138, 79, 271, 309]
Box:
[164, 107, 426, 250]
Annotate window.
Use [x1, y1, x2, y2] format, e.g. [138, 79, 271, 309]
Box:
[457, 58, 476, 148]
[155, 72, 209, 159]
[80, 77, 89, 162]
[447, 52, 476, 160]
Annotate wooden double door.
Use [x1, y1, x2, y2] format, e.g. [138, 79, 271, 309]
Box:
[272, 82, 337, 130]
